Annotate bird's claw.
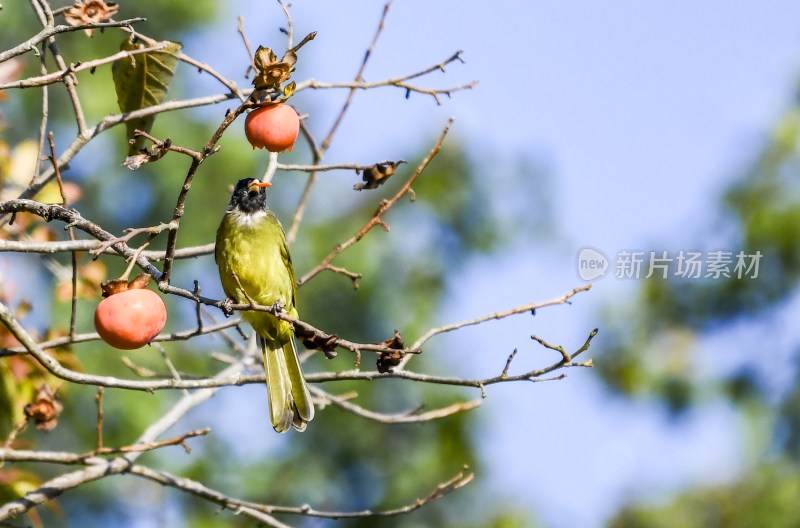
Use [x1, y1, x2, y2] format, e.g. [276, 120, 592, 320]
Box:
[269, 300, 284, 314]
[220, 297, 234, 317]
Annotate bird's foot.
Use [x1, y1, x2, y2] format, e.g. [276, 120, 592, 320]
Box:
[220, 297, 234, 317]
[269, 300, 284, 314]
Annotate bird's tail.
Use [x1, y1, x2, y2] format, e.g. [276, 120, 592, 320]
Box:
[260, 335, 315, 432]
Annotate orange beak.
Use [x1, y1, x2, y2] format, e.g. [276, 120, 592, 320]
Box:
[247, 179, 272, 193]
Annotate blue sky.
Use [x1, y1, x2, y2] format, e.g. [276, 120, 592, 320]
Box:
[190, 1, 800, 526]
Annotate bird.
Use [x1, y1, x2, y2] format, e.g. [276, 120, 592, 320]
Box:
[215, 177, 314, 432]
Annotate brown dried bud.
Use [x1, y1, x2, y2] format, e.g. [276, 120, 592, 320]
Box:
[354, 160, 405, 191]
[295, 324, 338, 359]
[23, 384, 63, 432]
[376, 330, 405, 373]
[64, 1, 120, 37]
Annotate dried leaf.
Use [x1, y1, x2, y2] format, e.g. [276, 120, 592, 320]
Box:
[253, 46, 278, 71]
[252, 45, 294, 90]
[23, 384, 63, 432]
[281, 50, 298, 68]
[64, 0, 119, 37]
[112, 38, 181, 155]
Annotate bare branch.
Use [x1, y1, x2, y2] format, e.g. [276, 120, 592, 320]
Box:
[531, 327, 599, 365]
[0, 446, 471, 523]
[296, 50, 476, 104]
[0, 42, 170, 89]
[0, 457, 133, 520]
[91, 428, 210, 457]
[0, 238, 215, 260]
[5, 91, 243, 212]
[298, 118, 454, 286]
[285, 120, 323, 244]
[300, 77, 477, 106]
[277, 160, 402, 173]
[30, 1, 85, 133]
[0, 18, 146, 63]
[1, 318, 243, 357]
[311, 386, 481, 424]
[320, 1, 392, 151]
[265, 466, 474, 519]
[159, 100, 251, 282]
[94, 387, 104, 451]
[236, 16, 256, 78]
[123, 28, 245, 100]
[408, 284, 593, 352]
[277, 0, 294, 49]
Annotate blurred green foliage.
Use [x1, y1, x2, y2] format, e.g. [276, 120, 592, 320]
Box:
[601, 75, 800, 526]
[610, 464, 800, 528]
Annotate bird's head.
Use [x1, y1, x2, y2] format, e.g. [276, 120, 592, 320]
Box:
[228, 178, 272, 214]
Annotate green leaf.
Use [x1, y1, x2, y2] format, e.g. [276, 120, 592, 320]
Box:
[112, 38, 181, 155]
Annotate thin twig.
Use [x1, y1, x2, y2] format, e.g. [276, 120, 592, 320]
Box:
[277, 0, 294, 49]
[262, 151, 279, 184]
[47, 131, 79, 338]
[159, 101, 251, 282]
[531, 328, 599, 364]
[300, 77, 477, 106]
[409, 284, 593, 353]
[236, 16, 256, 78]
[90, 428, 210, 457]
[298, 118, 453, 286]
[1, 420, 28, 452]
[30, 0, 86, 134]
[94, 387, 104, 451]
[500, 349, 518, 379]
[0, 361, 246, 522]
[277, 160, 401, 173]
[296, 51, 475, 105]
[4, 91, 245, 217]
[0, 287, 590, 393]
[284, 2, 393, 243]
[123, 28, 245, 100]
[321, 1, 392, 151]
[0, 42, 170, 90]
[31, 41, 49, 187]
[1, 318, 243, 357]
[133, 129, 203, 160]
[0, 448, 471, 523]
[89, 222, 177, 259]
[311, 386, 481, 424]
[286, 120, 322, 244]
[0, 18, 146, 63]
[0, 239, 215, 260]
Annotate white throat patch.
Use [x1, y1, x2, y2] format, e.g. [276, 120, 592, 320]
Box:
[228, 209, 267, 228]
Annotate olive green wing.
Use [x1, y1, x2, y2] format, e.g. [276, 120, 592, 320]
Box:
[276, 216, 298, 313]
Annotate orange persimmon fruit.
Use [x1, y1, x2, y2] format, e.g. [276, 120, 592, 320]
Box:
[94, 285, 166, 350]
[244, 103, 300, 152]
